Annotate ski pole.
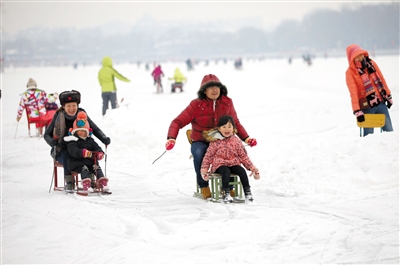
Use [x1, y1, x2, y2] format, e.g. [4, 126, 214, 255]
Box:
[152, 151, 166, 164]
[14, 122, 19, 139]
[104, 145, 108, 176]
[49, 165, 55, 193]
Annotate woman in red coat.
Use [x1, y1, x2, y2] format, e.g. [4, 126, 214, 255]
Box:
[345, 44, 393, 136]
[165, 74, 257, 199]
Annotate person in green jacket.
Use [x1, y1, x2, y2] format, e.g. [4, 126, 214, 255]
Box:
[168, 67, 187, 93]
[98, 56, 130, 116]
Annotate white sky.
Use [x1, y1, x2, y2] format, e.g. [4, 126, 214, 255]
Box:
[1, 1, 385, 35]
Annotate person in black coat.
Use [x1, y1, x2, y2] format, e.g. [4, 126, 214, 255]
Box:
[44, 90, 110, 191]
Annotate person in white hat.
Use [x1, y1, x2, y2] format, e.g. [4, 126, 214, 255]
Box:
[16, 78, 53, 136]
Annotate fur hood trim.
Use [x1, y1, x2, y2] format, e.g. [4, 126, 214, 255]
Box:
[64, 135, 79, 142]
[203, 128, 238, 142]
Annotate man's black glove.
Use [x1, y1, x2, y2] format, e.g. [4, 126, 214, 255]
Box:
[103, 137, 111, 145]
[354, 110, 365, 122]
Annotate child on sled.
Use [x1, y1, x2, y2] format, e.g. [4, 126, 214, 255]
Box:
[201, 115, 260, 203]
[64, 111, 109, 193]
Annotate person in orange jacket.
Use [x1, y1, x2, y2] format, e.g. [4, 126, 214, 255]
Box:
[345, 44, 393, 136]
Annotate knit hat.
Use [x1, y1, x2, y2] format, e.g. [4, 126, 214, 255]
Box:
[69, 112, 92, 136]
[59, 90, 81, 105]
[26, 78, 37, 89]
[197, 74, 227, 99]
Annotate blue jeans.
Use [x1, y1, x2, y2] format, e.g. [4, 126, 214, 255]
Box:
[362, 102, 393, 136]
[191, 141, 209, 188]
[56, 149, 71, 175]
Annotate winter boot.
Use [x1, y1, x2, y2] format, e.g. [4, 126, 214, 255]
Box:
[80, 167, 94, 192]
[230, 189, 235, 198]
[64, 175, 75, 193]
[97, 177, 109, 192]
[82, 178, 94, 193]
[244, 187, 254, 202]
[201, 186, 211, 200]
[222, 189, 233, 204]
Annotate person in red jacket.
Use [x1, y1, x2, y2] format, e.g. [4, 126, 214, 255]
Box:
[165, 74, 257, 199]
[345, 44, 393, 136]
[151, 64, 164, 94]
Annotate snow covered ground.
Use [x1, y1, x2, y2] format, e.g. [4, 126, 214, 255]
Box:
[2, 55, 399, 264]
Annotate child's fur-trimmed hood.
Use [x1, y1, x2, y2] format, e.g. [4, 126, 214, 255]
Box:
[203, 128, 238, 142]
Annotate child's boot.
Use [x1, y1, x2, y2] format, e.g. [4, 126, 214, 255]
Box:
[222, 189, 233, 204]
[97, 177, 109, 192]
[64, 175, 75, 193]
[201, 186, 211, 200]
[244, 187, 254, 202]
[82, 178, 94, 193]
[81, 167, 94, 192]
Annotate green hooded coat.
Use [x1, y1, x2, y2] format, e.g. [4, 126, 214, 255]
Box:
[98, 56, 130, 93]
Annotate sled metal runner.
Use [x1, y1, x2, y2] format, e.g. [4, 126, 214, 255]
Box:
[75, 189, 112, 196]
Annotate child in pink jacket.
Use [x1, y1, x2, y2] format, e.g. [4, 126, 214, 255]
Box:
[201, 115, 260, 203]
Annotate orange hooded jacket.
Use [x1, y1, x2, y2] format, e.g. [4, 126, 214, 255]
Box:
[345, 44, 391, 112]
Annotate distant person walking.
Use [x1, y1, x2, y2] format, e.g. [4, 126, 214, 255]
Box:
[345, 44, 393, 136]
[186, 58, 193, 71]
[151, 64, 164, 94]
[98, 56, 130, 116]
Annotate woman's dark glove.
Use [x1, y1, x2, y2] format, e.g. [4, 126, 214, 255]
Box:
[354, 110, 365, 122]
[386, 94, 393, 109]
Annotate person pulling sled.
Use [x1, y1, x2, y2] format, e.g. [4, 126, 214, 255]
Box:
[168, 67, 187, 93]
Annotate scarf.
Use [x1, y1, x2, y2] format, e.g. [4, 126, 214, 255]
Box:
[355, 57, 388, 108]
[52, 111, 78, 156]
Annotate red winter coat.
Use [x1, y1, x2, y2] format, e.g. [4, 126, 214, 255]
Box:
[201, 133, 255, 174]
[151, 66, 164, 79]
[167, 96, 249, 142]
